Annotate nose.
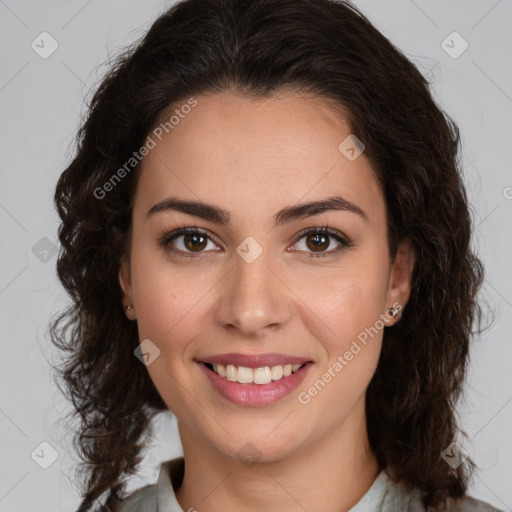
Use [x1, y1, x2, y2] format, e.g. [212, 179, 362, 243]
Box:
[215, 243, 291, 337]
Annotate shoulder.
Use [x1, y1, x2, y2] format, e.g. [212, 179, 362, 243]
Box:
[112, 456, 184, 512]
[113, 484, 158, 512]
[381, 472, 503, 512]
[425, 495, 505, 512]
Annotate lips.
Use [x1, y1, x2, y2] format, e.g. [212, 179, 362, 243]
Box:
[195, 352, 314, 405]
[198, 359, 313, 406]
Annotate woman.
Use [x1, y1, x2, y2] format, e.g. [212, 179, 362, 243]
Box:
[51, 0, 501, 510]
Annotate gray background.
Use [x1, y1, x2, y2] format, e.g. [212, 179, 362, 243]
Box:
[0, 1, 510, 510]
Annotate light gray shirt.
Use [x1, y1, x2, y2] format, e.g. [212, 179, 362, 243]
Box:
[114, 457, 503, 512]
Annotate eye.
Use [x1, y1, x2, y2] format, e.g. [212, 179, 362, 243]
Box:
[158, 223, 353, 258]
[159, 225, 220, 257]
[289, 225, 353, 258]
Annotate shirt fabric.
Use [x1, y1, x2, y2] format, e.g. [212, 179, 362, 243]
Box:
[114, 456, 503, 512]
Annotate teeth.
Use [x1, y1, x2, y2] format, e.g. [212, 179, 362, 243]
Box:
[237, 366, 253, 384]
[270, 365, 283, 381]
[210, 362, 305, 384]
[254, 367, 272, 384]
[225, 364, 237, 382]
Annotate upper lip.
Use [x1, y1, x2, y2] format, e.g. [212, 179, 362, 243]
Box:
[198, 352, 312, 368]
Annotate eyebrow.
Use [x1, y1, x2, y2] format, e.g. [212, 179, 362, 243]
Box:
[147, 195, 369, 226]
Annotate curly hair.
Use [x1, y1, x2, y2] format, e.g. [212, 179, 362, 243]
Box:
[50, 0, 487, 510]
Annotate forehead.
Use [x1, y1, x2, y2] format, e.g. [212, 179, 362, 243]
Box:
[134, 91, 384, 228]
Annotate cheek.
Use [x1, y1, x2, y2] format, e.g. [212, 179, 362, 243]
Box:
[129, 244, 210, 356]
[318, 286, 385, 384]
[295, 270, 388, 422]
[302, 255, 389, 340]
[301, 249, 390, 381]
[129, 249, 211, 412]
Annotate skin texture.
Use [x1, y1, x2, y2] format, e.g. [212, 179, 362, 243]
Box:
[119, 91, 415, 512]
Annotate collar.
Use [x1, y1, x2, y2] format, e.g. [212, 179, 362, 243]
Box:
[156, 457, 185, 512]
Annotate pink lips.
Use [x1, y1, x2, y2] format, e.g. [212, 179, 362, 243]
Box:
[197, 354, 313, 406]
[199, 352, 311, 368]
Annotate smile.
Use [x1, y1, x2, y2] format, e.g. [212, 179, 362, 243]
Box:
[205, 362, 306, 385]
[198, 360, 313, 406]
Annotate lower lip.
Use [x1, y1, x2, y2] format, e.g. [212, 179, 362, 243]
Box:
[198, 362, 313, 406]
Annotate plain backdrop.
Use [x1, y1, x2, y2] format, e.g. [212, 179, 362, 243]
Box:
[0, 1, 510, 510]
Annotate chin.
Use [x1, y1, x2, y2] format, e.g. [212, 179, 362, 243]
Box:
[208, 428, 303, 466]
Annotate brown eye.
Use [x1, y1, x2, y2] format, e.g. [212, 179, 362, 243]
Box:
[305, 232, 330, 252]
[182, 232, 208, 251]
[292, 227, 352, 258]
[160, 228, 218, 256]
[160, 226, 352, 259]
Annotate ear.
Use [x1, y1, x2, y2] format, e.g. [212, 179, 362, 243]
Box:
[386, 239, 415, 316]
[119, 255, 136, 319]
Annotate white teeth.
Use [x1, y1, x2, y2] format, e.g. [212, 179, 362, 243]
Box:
[254, 367, 272, 385]
[225, 364, 237, 382]
[237, 366, 253, 384]
[270, 365, 283, 381]
[209, 362, 305, 384]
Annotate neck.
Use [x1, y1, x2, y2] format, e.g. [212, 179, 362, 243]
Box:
[174, 400, 380, 512]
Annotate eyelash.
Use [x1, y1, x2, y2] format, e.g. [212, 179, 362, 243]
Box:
[158, 222, 353, 259]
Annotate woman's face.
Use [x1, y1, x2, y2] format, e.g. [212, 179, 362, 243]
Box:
[119, 91, 414, 463]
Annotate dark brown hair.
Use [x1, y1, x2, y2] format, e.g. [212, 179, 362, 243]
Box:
[51, 0, 487, 510]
